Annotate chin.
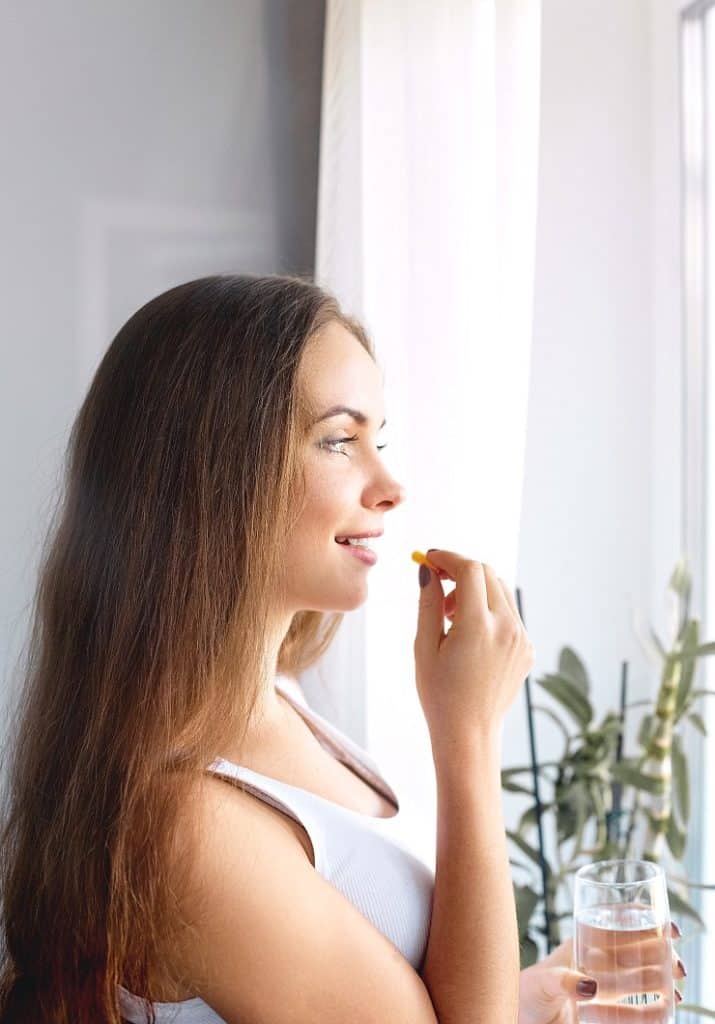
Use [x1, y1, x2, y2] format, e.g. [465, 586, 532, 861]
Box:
[303, 584, 369, 615]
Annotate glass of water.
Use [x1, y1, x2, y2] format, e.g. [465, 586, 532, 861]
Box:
[573, 860, 674, 1023]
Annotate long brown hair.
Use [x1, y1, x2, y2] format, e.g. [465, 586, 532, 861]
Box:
[0, 274, 373, 1022]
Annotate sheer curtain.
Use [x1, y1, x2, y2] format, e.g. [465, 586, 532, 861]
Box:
[307, 0, 542, 865]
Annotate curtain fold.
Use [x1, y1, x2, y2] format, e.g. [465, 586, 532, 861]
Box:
[309, 0, 542, 865]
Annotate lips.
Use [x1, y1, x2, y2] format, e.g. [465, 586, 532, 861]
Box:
[334, 530, 383, 542]
[334, 531, 381, 566]
[337, 541, 378, 565]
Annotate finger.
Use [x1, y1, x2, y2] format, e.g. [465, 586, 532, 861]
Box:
[590, 963, 673, 997]
[541, 938, 574, 969]
[552, 969, 599, 1002]
[444, 588, 457, 622]
[498, 577, 525, 627]
[580, 932, 670, 970]
[670, 921, 682, 940]
[421, 549, 488, 622]
[425, 549, 450, 581]
[673, 952, 686, 979]
[415, 561, 446, 653]
[571, 1000, 673, 1023]
[482, 563, 509, 615]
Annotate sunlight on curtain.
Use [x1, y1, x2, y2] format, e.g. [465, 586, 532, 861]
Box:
[698, 4, 715, 1006]
[310, 0, 541, 866]
[682, 5, 715, 1006]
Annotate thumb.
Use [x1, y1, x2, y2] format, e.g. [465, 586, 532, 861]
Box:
[415, 561, 445, 653]
[554, 969, 599, 1002]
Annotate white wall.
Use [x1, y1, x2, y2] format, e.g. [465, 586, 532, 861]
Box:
[516, 0, 653, 732]
[514, 0, 712, 1001]
[510, 0, 692, 805]
[0, 1, 325, 729]
[505, 0, 656, 861]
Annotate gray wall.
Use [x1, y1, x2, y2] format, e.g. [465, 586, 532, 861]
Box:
[0, 1, 325, 729]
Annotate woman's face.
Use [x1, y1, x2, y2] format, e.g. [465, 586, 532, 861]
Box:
[281, 321, 406, 614]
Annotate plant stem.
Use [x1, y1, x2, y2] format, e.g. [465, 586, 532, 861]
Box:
[608, 661, 628, 846]
[642, 654, 679, 861]
[517, 588, 553, 954]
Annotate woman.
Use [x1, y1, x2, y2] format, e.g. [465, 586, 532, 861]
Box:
[0, 275, 684, 1022]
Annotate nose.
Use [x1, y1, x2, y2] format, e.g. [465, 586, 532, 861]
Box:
[366, 470, 407, 512]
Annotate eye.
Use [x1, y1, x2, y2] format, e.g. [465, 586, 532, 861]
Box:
[319, 435, 358, 456]
[318, 435, 389, 457]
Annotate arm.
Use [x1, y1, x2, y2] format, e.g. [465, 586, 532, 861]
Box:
[167, 776, 441, 1024]
[420, 731, 519, 1024]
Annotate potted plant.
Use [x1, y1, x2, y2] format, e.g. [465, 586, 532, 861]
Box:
[504, 559, 715, 1017]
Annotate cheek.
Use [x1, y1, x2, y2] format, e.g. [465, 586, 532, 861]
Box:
[302, 469, 347, 522]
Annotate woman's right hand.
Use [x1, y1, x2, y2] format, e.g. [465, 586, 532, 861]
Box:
[413, 548, 535, 755]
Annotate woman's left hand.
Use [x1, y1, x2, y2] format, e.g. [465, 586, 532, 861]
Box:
[518, 926, 686, 1024]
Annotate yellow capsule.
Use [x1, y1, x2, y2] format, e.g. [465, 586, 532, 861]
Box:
[411, 550, 439, 571]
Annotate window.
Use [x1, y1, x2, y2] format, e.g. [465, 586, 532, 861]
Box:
[681, 1, 715, 1009]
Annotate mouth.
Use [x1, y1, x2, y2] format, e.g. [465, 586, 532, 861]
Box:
[334, 532, 381, 565]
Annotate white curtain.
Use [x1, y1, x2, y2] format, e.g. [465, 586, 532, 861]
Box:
[306, 0, 542, 866]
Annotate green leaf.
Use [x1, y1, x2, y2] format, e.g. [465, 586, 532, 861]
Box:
[632, 608, 667, 667]
[559, 781, 591, 851]
[669, 560, 692, 648]
[667, 886, 705, 929]
[675, 642, 715, 660]
[645, 809, 668, 841]
[670, 874, 715, 891]
[676, 619, 700, 714]
[679, 1006, 715, 1020]
[691, 688, 715, 699]
[506, 856, 528, 872]
[519, 935, 539, 969]
[598, 712, 623, 741]
[672, 733, 690, 825]
[611, 761, 666, 796]
[558, 647, 590, 695]
[502, 762, 560, 778]
[502, 779, 535, 796]
[669, 558, 692, 600]
[638, 713, 656, 748]
[514, 883, 540, 936]
[507, 830, 550, 872]
[532, 704, 572, 747]
[666, 814, 687, 860]
[518, 804, 553, 834]
[689, 712, 708, 736]
[649, 628, 667, 660]
[536, 673, 594, 727]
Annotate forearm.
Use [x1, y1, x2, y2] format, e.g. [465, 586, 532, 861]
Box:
[420, 731, 519, 1024]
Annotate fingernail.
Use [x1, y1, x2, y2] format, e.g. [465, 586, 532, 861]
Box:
[426, 548, 436, 553]
[576, 979, 598, 997]
[672, 921, 682, 938]
[675, 987, 683, 1003]
[677, 958, 687, 978]
[419, 564, 431, 588]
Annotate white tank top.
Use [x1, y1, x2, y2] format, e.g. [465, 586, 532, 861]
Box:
[118, 677, 435, 1024]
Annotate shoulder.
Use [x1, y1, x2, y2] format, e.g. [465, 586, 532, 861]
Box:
[171, 768, 315, 903]
[164, 771, 438, 1024]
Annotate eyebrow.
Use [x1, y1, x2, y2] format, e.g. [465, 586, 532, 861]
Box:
[314, 405, 387, 429]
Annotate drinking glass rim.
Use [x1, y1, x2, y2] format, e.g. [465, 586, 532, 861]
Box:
[575, 859, 664, 887]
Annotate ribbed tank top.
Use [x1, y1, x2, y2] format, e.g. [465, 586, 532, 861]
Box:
[118, 677, 435, 1024]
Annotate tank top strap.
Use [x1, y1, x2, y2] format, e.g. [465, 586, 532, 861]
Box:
[273, 677, 399, 811]
[204, 757, 328, 874]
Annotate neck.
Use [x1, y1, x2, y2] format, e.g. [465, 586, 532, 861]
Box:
[251, 612, 296, 728]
